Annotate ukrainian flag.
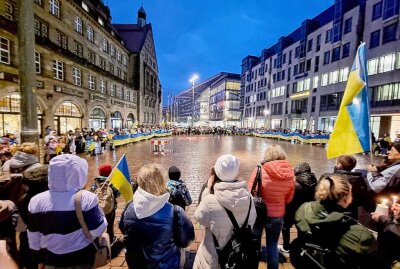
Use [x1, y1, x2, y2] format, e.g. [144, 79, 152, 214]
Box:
[108, 155, 133, 202]
[327, 42, 370, 159]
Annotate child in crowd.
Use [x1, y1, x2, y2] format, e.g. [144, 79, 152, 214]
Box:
[280, 162, 317, 255]
[322, 155, 374, 225]
[90, 164, 120, 244]
[166, 166, 192, 210]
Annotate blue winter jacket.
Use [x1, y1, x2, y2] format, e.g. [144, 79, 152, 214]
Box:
[119, 190, 195, 269]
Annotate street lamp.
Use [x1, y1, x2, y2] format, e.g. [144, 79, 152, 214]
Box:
[189, 74, 199, 126]
[263, 109, 270, 129]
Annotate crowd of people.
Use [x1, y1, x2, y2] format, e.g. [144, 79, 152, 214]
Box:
[0, 131, 399, 269]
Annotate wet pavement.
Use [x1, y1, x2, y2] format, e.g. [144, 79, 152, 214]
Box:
[86, 135, 377, 269]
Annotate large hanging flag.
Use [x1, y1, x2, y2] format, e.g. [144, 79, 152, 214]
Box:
[327, 42, 370, 159]
[108, 154, 133, 202]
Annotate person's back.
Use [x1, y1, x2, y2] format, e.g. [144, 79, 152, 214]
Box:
[282, 162, 317, 252]
[166, 166, 192, 210]
[194, 154, 257, 269]
[291, 176, 378, 269]
[28, 154, 107, 268]
[119, 164, 194, 269]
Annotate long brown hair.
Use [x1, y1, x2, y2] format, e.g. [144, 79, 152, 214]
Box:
[209, 166, 222, 194]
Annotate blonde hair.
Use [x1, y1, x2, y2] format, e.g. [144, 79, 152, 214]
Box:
[315, 175, 351, 203]
[17, 143, 39, 155]
[263, 144, 287, 161]
[137, 163, 167, 196]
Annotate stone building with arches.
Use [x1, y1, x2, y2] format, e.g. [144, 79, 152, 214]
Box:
[0, 0, 161, 137]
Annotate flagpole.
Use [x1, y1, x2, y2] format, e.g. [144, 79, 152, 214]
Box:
[105, 153, 126, 183]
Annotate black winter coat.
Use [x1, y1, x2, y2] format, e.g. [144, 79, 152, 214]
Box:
[284, 172, 317, 225]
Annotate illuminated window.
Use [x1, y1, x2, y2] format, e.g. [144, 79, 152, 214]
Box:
[87, 25, 94, 42]
[329, 70, 339, 84]
[321, 73, 329, 86]
[55, 102, 81, 117]
[378, 53, 395, 73]
[368, 58, 379, 75]
[53, 60, 64, 80]
[313, 76, 319, 89]
[35, 51, 41, 74]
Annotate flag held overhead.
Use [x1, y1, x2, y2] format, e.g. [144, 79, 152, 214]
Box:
[108, 154, 133, 202]
[327, 42, 371, 159]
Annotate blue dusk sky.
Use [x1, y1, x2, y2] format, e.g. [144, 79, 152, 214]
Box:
[106, 0, 333, 103]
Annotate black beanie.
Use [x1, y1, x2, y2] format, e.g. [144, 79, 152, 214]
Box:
[168, 166, 181, 180]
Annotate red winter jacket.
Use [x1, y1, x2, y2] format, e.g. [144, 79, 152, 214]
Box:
[247, 160, 295, 218]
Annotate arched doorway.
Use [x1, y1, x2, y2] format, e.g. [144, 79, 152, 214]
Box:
[54, 101, 82, 134]
[0, 94, 43, 136]
[126, 113, 135, 129]
[111, 111, 122, 129]
[89, 107, 106, 130]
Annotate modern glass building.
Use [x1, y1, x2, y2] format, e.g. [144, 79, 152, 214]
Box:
[172, 72, 241, 127]
[241, 0, 400, 139]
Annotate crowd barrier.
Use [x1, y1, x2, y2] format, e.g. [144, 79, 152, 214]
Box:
[253, 131, 330, 144]
[111, 130, 172, 147]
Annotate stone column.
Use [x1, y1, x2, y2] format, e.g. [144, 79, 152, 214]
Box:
[17, 0, 39, 143]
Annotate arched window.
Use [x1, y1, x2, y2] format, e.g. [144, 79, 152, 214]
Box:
[90, 107, 106, 118]
[126, 113, 135, 128]
[55, 101, 81, 117]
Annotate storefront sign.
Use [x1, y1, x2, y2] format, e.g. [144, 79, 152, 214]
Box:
[111, 99, 124, 107]
[93, 94, 107, 102]
[0, 72, 44, 88]
[290, 91, 310, 99]
[126, 103, 136, 109]
[54, 85, 84, 98]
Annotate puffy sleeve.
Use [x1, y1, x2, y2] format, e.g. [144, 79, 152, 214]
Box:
[194, 195, 211, 227]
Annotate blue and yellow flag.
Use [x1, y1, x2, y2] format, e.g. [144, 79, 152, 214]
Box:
[108, 155, 133, 202]
[327, 42, 370, 159]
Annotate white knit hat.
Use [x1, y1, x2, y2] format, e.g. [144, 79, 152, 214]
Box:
[214, 154, 240, 182]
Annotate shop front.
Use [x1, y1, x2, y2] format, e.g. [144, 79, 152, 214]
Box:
[291, 118, 307, 131]
[0, 94, 43, 137]
[111, 111, 123, 129]
[54, 101, 82, 135]
[89, 107, 107, 130]
[126, 113, 135, 129]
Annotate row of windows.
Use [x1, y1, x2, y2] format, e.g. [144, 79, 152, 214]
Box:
[31, 17, 128, 80]
[374, 82, 400, 101]
[28, 0, 128, 66]
[50, 59, 134, 102]
[372, 0, 399, 21]
[368, 52, 400, 75]
[320, 67, 349, 87]
[370, 22, 398, 49]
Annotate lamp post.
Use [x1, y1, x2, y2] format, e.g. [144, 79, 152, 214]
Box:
[189, 74, 199, 126]
[264, 109, 270, 129]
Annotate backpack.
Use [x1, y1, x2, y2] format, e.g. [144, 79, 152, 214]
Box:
[212, 199, 259, 269]
[168, 181, 192, 207]
[95, 182, 114, 215]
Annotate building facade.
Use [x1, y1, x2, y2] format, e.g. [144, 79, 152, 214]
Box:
[241, 0, 400, 139]
[0, 0, 160, 137]
[171, 72, 241, 127]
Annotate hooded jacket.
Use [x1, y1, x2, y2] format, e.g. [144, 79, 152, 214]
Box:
[247, 160, 295, 218]
[119, 187, 194, 269]
[27, 155, 107, 267]
[294, 201, 378, 268]
[193, 181, 256, 269]
[0, 152, 48, 225]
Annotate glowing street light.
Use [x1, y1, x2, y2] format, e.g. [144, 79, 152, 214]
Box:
[189, 74, 199, 126]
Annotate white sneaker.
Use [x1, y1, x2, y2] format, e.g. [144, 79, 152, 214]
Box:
[278, 244, 290, 258]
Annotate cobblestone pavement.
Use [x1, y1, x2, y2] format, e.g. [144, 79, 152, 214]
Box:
[85, 135, 375, 269]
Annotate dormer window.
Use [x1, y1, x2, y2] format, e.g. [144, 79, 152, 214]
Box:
[82, 2, 89, 12]
[98, 17, 104, 26]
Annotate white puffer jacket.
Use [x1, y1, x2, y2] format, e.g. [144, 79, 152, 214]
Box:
[193, 181, 256, 269]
